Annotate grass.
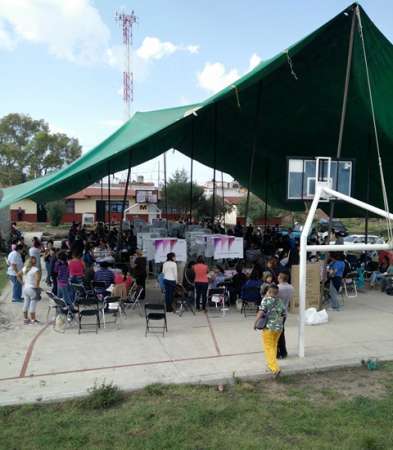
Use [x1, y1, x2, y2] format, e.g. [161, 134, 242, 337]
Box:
[1, 365, 393, 450]
[340, 218, 388, 237]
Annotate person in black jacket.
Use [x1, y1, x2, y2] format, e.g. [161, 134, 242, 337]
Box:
[133, 250, 147, 299]
[229, 263, 247, 304]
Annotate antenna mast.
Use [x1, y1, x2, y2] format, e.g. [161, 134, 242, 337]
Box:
[115, 9, 137, 120]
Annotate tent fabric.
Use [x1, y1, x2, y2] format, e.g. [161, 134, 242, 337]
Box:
[2, 3, 393, 217]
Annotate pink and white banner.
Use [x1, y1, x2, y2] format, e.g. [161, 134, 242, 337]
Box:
[211, 236, 243, 259]
[151, 238, 187, 262]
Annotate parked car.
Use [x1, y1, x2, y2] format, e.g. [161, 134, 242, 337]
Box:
[343, 234, 385, 245]
[319, 219, 348, 236]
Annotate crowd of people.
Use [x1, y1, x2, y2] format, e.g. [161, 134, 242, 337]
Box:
[6, 222, 147, 324]
[161, 248, 294, 376]
[5, 219, 391, 377]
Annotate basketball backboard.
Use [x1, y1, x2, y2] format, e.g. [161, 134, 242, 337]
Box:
[287, 157, 353, 201]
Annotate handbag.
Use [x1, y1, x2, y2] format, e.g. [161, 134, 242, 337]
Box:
[255, 299, 278, 330]
[255, 313, 268, 330]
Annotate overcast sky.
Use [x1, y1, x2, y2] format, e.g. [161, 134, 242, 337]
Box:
[1, 0, 392, 184]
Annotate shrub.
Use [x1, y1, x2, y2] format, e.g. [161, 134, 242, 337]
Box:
[46, 200, 66, 226]
[79, 381, 124, 410]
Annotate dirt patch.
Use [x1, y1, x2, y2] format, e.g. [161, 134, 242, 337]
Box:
[257, 365, 393, 403]
[0, 310, 11, 332]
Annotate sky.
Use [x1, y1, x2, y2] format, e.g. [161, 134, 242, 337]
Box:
[1, 0, 392, 185]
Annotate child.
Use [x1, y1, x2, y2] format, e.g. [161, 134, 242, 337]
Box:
[260, 272, 273, 297]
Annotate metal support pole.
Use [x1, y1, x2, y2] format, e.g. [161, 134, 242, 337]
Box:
[365, 132, 371, 243]
[264, 162, 269, 229]
[189, 119, 194, 224]
[221, 171, 225, 228]
[107, 164, 111, 230]
[212, 104, 218, 223]
[163, 151, 169, 233]
[118, 152, 132, 252]
[245, 82, 263, 226]
[328, 6, 357, 235]
[299, 184, 393, 358]
[100, 178, 103, 201]
[298, 187, 322, 358]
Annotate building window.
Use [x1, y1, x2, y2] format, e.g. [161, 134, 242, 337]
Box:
[106, 201, 129, 213]
[65, 199, 75, 214]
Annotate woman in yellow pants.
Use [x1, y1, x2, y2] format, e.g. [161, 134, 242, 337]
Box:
[254, 285, 286, 377]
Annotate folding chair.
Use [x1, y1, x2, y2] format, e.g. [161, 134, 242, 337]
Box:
[207, 287, 228, 317]
[174, 284, 195, 317]
[240, 286, 261, 318]
[74, 295, 101, 334]
[144, 303, 167, 337]
[91, 281, 112, 327]
[46, 291, 75, 331]
[123, 284, 144, 317]
[342, 272, 358, 298]
[101, 296, 122, 328]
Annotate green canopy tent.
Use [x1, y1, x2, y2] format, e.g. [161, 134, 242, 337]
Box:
[1, 3, 393, 218]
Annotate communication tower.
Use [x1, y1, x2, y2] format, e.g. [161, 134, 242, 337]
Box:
[115, 10, 137, 119]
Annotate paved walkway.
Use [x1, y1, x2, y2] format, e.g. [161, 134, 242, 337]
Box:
[1, 281, 393, 406]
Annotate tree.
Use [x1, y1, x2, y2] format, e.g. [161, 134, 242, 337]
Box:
[162, 169, 230, 220]
[0, 113, 82, 186]
[238, 193, 285, 223]
[46, 200, 66, 226]
[194, 194, 232, 221]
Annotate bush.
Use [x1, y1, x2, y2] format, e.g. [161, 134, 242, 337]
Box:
[79, 381, 124, 410]
[46, 200, 66, 226]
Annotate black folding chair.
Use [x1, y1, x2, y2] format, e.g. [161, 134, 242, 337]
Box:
[74, 294, 101, 334]
[91, 281, 113, 327]
[144, 303, 167, 337]
[240, 286, 261, 317]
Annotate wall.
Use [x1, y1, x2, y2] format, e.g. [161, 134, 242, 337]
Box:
[75, 198, 96, 214]
[11, 199, 36, 214]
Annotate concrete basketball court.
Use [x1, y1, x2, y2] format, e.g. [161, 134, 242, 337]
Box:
[1, 282, 393, 406]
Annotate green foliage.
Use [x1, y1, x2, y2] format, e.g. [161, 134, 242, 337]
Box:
[0, 113, 81, 186]
[1, 367, 393, 449]
[163, 168, 231, 220]
[79, 381, 124, 410]
[238, 193, 285, 222]
[46, 200, 66, 226]
[144, 383, 165, 396]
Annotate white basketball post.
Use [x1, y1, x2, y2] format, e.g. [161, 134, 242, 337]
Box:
[297, 181, 393, 358]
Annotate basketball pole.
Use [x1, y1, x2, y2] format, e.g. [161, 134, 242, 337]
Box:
[298, 184, 393, 358]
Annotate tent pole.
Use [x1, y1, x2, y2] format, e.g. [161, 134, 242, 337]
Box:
[100, 178, 103, 201]
[189, 119, 194, 225]
[163, 151, 169, 233]
[245, 81, 263, 227]
[212, 104, 218, 224]
[107, 164, 111, 231]
[328, 5, 357, 236]
[365, 130, 372, 243]
[264, 161, 269, 230]
[221, 171, 225, 228]
[118, 152, 132, 252]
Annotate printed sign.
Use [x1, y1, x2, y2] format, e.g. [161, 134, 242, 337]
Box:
[145, 238, 187, 262]
[211, 236, 244, 259]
